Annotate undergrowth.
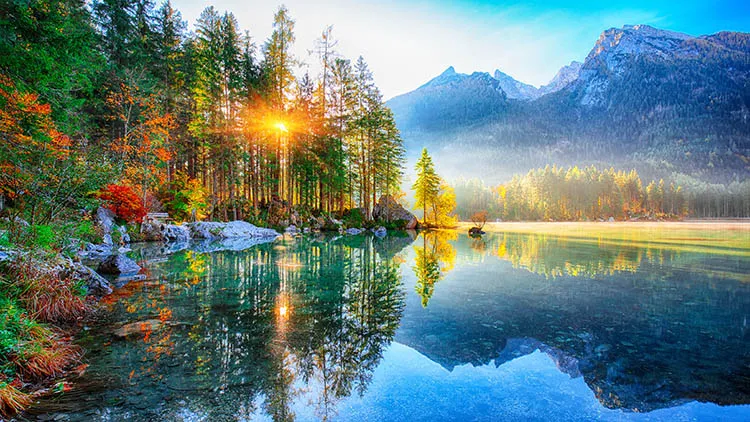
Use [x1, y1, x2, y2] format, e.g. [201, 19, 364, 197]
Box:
[0, 254, 89, 418]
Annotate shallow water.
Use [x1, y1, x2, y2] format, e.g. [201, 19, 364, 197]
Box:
[25, 231, 750, 421]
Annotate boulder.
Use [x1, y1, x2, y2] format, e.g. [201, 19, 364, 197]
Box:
[79, 242, 113, 258]
[0, 248, 15, 263]
[98, 254, 141, 276]
[162, 224, 191, 243]
[345, 228, 364, 235]
[64, 261, 113, 296]
[118, 225, 130, 244]
[372, 195, 418, 230]
[102, 233, 113, 246]
[267, 195, 291, 227]
[187, 221, 280, 240]
[96, 207, 116, 233]
[372, 226, 387, 237]
[140, 221, 165, 242]
[468, 227, 485, 236]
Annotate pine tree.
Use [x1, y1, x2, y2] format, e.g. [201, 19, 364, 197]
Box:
[412, 148, 440, 225]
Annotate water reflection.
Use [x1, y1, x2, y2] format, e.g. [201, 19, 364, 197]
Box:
[412, 231, 457, 306]
[26, 231, 750, 421]
[397, 232, 750, 413]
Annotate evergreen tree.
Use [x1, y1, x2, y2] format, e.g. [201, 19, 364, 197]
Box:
[412, 148, 440, 225]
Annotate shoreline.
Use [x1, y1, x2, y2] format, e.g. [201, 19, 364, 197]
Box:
[454, 220, 750, 255]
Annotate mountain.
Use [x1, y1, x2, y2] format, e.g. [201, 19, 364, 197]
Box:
[386, 66, 508, 133]
[537, 61, 582, 96]
[386, 25, 750, 184]
[492, 69, 539, 100]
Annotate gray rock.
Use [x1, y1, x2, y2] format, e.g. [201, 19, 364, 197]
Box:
[80, 242, 113, 258]
[285, 225, 298, 234]
[96, 207, 116, 233]
[118, 225, 131, 244]
[187, 221, 279, 240]
[190, 237, 278, 253]
[0, 249, 15, 263]
[102, 233, 113, 245]
[372, 226, 387, 237]
[65, 261, 113, 296]
[98, 254, 141, 276]
[372, 195, 418, 229]
[162, 224, 190, 243]
[140, 221, 165, 241]
[345, 228, 364, 235]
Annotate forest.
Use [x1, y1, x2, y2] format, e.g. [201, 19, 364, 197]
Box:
[0, 0, 405, 231]
[452, 165, 750, 222]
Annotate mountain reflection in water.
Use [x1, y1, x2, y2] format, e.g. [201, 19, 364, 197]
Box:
[26, 231, 750, 421]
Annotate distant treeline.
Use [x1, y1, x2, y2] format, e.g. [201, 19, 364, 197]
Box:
[454, 165, 750, 221]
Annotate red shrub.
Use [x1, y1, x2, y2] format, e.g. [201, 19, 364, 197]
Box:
[99, 184, 147, 222]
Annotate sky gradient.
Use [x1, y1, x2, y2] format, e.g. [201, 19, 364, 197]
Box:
[172, 0, 750, 100]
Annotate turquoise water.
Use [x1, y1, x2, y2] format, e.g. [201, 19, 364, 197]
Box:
[25, 232, 750, 421]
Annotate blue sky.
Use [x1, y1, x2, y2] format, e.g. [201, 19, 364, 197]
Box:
[171, 0, 750, 99]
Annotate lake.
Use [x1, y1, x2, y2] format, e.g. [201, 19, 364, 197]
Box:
[25, 230, 750, 421]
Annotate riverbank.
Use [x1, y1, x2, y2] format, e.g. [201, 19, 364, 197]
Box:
[456, 220, 750, 256]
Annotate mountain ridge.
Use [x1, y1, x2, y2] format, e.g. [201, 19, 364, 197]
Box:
[386, 24, 750, 184]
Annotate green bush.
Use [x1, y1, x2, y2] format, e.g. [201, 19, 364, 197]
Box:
[341, 208, 365, 228]
[380, 219, 408, 230]
[30, 225, 55, 250]
[73, 221, 102, 244]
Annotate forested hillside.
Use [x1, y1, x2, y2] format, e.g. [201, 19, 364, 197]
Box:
[0, 0, 405, 226]
[388, 25, 750, 195]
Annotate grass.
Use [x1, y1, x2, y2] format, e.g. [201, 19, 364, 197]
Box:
[0, 382, 31, 418]
[8, 263, 88, 323]
[457, 220, 750, 256]
[0, 254, 90, 418]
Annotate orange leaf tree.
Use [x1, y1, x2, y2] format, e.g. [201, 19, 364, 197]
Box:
[0, 75, 111, 224]
[104, 71, 176, 206]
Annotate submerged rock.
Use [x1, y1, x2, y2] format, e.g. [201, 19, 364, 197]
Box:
[372, 195, 418, 229]
[113, 319, 165, 339]
[98, 254, 141, 276]
[468, 227, 485, 236]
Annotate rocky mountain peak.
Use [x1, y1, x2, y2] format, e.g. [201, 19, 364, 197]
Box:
[492, 69, 540, 100]
[538, 61, 583, 96]
[587, 24, 692, 68]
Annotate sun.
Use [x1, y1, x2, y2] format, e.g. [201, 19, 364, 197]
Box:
[274, 121, 289, 133]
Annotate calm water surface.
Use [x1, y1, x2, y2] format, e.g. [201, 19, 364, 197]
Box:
[25, 231, 750, 421]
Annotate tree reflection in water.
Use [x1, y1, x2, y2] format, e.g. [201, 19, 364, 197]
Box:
[45, 235, 407, 421]
[412, 231, 457, 307]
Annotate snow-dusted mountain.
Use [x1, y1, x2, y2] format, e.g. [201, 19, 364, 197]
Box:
[386, 25, 750, 183]
[492, 69, 539, 100]
[387, 66, 508, 133]
[537, 61, 582, 97]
